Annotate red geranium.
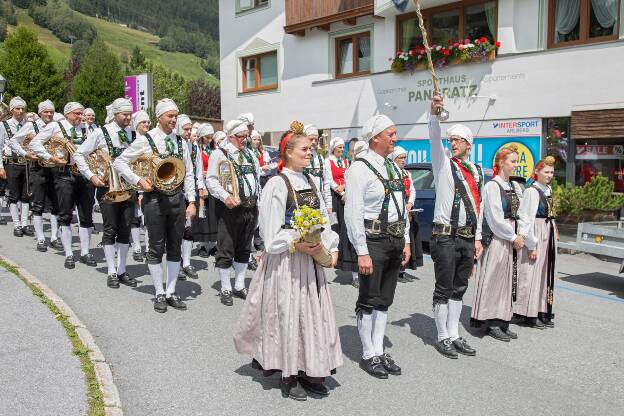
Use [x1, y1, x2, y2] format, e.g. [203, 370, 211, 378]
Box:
[443, 50, 450, 56]
[479, 37, 487, 43]
[495, 41, 501, 48]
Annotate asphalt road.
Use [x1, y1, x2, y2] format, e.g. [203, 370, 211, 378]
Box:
[0, 216, 622, 416]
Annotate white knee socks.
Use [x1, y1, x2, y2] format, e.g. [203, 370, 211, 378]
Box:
[78, 227, 91, 256]
[148, 263, 165, 296]
[20, 203, 29, 227]
[131, 228, 141, 252]
[50, 215, 59, 239]
[233, 262, 247, 291]
[9, 203, 19, 225]
[372, 310, 388, 356]
[60, 226, 73, 257]
[117, 243, 129, 275]
[352, 271, 359, 282]
[181, 240, 193, 268]
[219, 267, 232, 292]
[33, 215, 44, 242]
[104, 245, 117, 275]
[357, 313, 375, 360]
[447, 300, 463, 341]
[165, 261, 180, 296]
[434, 303, 450, 341]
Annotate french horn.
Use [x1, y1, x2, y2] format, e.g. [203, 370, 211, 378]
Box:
[87, 149, 131, 202]
[39, 135, 77, 170]
[130, 154, 186, 195]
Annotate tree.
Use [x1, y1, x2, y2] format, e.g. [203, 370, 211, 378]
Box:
[186, 79, 220, 119]
[0, 27, 65, 106]
[0, 18, 6, 42]
[129, 46, 146, 71]
[72, 38, 124, 122]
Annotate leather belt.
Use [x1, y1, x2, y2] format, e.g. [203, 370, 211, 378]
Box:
[364, 219, 406, 238]
[9, 157, 27, 166]
[432, 222, 475, 239]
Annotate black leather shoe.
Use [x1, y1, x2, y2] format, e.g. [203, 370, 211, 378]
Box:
[182, 265, 198, 279]
[359, 356, 389, 379]
[154, 294, 167, 313]
[118, 272, 137, 287]
[233, 287, 248, 300]
[107, 274, 120, 289]
[80, 253, 97, 266]
[529, 320, 545, 329]
[50, 239, 63, 250]
[452, 337, 476, 356]
[541, 318, 555, 328]
[351, 278, 360, 288]
[197, 246, 209, 258]
[208, 246, 217, 257]
[380, 353, 401, 375]
[23, 225, 35, 237]
[177, 268, 187, 281]
[501, 327, 518, 339]
[13, 226, 23, 237]
[281, 378, 307, 401]
[298, 377, 329, 396]
[434, 338, 458, 359]
[36, 240, 47, 252]
[64, 255, 75, 269]
[166, 293, 187, 310]
[0, 216, 6, 225]
[397, 272, 409, 283]
[220, 290, 233, 306]
[248, 257, 258, 271]
[132, 250, 143, 262]
[487, 327, 511, 342]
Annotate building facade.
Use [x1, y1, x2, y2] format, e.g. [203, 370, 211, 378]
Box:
[219, 0, 624, 186]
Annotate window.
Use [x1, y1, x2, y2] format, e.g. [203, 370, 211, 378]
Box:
[396, 1, 497, 52]
[241, 51, 278, 93]
[544, 117, 571, 186]
[335, 32, 371, 78]
[548, 0, 620, 48]
[237, 0, 269, 14]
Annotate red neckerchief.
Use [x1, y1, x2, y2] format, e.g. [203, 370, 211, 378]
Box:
[451, 157, 481, 214]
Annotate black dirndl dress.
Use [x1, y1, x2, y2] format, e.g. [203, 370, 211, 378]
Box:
[331, 190, 358, 273]
[192, 193, 218, 243]
[406, 214, 423, 269]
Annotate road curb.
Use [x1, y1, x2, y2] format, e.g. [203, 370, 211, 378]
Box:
[0, 255, 124, 415]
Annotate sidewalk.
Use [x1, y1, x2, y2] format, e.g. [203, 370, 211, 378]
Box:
[0, 266, 87, 416]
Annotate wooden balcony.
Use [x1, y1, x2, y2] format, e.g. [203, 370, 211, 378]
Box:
[285, 0, 375, 36]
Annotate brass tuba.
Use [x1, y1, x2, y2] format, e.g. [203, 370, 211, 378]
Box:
[39, 135, 77, 168]
[130, 154, 186, 195]
[217, 158, 240, 202]
[0, 102, 10, 122]
[87, 148, 131, 202]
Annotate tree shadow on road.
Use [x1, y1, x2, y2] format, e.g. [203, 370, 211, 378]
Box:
[558, 272, 624, 299]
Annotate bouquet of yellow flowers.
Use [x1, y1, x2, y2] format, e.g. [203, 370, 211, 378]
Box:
[289, 205, 333, 267]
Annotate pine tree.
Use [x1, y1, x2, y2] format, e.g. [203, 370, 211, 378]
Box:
[0, 26, 65, 107]
[71, 38, 124, 122]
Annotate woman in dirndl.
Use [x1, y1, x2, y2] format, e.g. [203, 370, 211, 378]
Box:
[234, 122, 342, 401]
[389, 146, 423, 283]
[514, 156, 557, 328]
[192, 123, 218, 258]
[472, 144, 525, 342]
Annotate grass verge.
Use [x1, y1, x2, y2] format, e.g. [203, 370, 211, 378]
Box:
[0, 260, 106, 416]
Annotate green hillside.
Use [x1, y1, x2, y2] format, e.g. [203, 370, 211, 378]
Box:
[6, 7, 214, 82]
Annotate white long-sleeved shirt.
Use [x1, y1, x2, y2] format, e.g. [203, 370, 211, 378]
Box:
[206, 140, 260, 203]
[30, 120, 88, 165]
[183, 140, 206, 191]
[0, 117, 25, 167]
[476, 176, 523, 242]
[429, 115, 482, 226]
[9, 120, 47, 158]
[112, 126, 196, 202]
[73, 121, 133, 181]
[307, 150, 332, 208]
[345, 149, 410, 256]
[252, 148, 276, 177]
[259, 168, 339, 255]
[518, 182, 552, 250]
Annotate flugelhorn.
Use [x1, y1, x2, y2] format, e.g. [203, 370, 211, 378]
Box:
[86, 148, 131, 202]
[217, 158, 240, 203]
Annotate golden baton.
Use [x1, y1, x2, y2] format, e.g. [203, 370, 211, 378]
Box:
[412, 0, 450, 121]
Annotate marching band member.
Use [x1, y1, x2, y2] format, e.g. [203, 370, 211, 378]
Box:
[74, 98, 136, 289]
[472, 144, 524, 342]
[345, 114, 411, 379]
[178, 114, 206, 280]
[193, 123, 218, 258]
[1, 96, 31, 237]
[9, 100, 57, 251]
[30, 102, 96, 269]
[328, 137, 359, 287]
[113, 98, 196, 313]
[303, 124, 332, 213]
[0, 130, 7, 225]
[428, 96, 482, 358]
[389, 146, 423, 282]
[130, 110, 150, 261]
[214, 131, 227, 148]
[515, 156, 557, 328]
[234, 122, 342, 401]
[84, 108, 98, 132]
[206, 118, 260, 306]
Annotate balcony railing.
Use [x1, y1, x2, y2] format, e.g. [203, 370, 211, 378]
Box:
[284, 0, 374, 35]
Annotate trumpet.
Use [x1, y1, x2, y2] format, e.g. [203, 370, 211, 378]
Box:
[130, 154, 186, 195]
[86, 148, 131, 203]
[216, 158, 240, 203]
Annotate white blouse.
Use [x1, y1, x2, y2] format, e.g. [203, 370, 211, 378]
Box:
[518, 182, 552, 250]
[476, 176, 523, 242]
[259, 168, 339, 255]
